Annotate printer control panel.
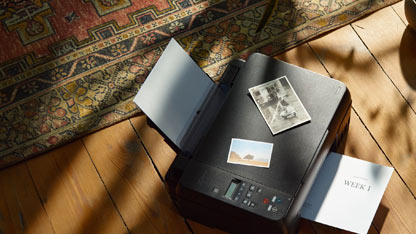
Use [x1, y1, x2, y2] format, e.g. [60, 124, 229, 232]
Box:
[212, 178, 292, 219]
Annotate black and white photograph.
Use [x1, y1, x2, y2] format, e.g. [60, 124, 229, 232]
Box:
[248, 76, 311, 135]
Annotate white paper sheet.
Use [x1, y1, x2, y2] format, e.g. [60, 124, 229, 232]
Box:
[133, 38, 215, 149]
[301, 152, 393, 234]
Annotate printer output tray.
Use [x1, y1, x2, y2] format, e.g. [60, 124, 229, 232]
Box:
[166, 53, 351, 234]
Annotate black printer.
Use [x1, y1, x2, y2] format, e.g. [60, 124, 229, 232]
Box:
[136, 48, 351, 233]
[163, 53, 351, 234]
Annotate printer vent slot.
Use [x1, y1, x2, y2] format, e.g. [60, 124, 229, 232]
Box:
[219, 59, 245, 90]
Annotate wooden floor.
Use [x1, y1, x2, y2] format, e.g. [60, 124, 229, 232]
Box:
[1, 1, 416, 233]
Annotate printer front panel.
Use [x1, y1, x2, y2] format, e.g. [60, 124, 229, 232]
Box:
[179, 160, 293, 222]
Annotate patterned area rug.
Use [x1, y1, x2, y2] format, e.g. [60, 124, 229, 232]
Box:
[0, 0, 398, 168]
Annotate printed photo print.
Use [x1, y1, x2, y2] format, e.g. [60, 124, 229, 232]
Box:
[248, 76, 311, 135]
[227, 138, 273, 168]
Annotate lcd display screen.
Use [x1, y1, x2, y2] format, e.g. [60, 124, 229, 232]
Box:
[225, 180, 239, 199]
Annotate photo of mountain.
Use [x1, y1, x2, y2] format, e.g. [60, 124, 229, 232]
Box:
[227, 138, 273, 168]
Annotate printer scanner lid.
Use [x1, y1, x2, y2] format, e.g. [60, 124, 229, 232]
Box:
[192, 53, 347, 196]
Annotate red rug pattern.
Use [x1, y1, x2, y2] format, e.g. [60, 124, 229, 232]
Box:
[0, 0, 399, 167]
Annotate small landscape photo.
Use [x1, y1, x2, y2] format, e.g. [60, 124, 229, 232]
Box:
[248, 76, 311, 135]
[227, 138, 273, 168]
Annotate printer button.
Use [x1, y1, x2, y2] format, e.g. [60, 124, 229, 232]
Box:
[271, 206, 278, 213]
[212, 187, 220, 194]
[272, 196, 277, 203]
[267, 205, 272, 211]
[249, 202, 256, 208]
[242, 199, 249, 205]
[246, 192, 252, 198]
[249, 185, 256, 191]
[234, 196, 240, 201]
[257, 188, 263, 193]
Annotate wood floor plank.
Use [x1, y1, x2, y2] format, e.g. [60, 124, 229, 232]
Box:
[276, 43, 328, 75]
[277, 41, 416, 233]
[0, 163, 54, 234]
[129, 115, 177, 177]
[352, 5, 415, 109]
[26, 140, 128, 234]
[307, 24, 416, 195]
[391, 1, 407, 24]
[349, 9, 416, 230]
[82, 119, 191, 234]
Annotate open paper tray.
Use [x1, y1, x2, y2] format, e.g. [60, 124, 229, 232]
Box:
[142, 58, 246, 155]
[133, 39, 246, 154]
